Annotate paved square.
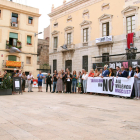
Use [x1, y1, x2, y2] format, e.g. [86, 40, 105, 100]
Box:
[0, 88, 140, 140]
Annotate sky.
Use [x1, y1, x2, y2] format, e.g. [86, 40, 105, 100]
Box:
[11, 0, 71, 39]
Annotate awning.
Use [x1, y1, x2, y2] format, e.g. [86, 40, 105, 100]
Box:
[28, 17, 33, 20]
[12, 13, 18, 18]
[9, 32, 18, 39]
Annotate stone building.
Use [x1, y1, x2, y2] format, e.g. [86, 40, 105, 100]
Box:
[48, 0, 140, 73]
[37, 38, 50, 73]
[0, 0, 40, 77]
[44, 25, 50, 39]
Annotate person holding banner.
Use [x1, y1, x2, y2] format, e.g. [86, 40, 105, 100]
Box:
[88, 69, 94, 77]
[134, 66, 140, 100]
[82, 70, 88, 94]
[109, 68, 114, 77]
[119, 66, 128, 78]
[102, 65, 109, 77]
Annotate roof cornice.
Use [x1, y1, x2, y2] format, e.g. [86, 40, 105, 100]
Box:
[48, 0, 90, 17]
[0, 4, 41, 17]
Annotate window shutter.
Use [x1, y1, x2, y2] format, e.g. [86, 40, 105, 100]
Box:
[8, 55, 16, 61]
[12, 13, 18, 18]
[9, 32, 18, 39]
[28, 16, 33, 20]
[82, 56, 88, 72]
[27, 36, 31, 44]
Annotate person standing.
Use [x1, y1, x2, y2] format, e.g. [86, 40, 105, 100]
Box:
[81, 69, 85, 93]
[77, 71, 82, 93]
[22, 72, 27, 92]
[109, 68, 115, 77]
[88, 69, 94, 77]
[116, 66, 120, 76]
[11, 69, 18, 94]
[102, 65, 109, 77]
[99, 69, 103, 77]
[0, 71, 4, 86]
[119, 66, 128, 78]
[45, 73, 52, 92]
[82, 70, 88, 94]
[127, 65, 135, 99]
[72, 70, 77, 93]
[66, 71, 72, 93]
[94, 69, 99, 77]
[61, 69, 66, 93]
[56, 71, 63, 93]
[134, 66, 140, 100]
[37, 71, 44, 92]
[27, 72, 34, 92]
[52, 70, 57, 93]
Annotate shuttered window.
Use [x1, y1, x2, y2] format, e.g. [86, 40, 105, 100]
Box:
[8, 55, 16, 61]
[102, 53, 109, 62]
[127, 15, 135, 33]
[54, 37, 58, 48]
[83, 28, 88, 42]
[67, 33, 71, 45]
[102, 22, 109, 37]
[82, 55, 88, 72]
[27, 36, 31, 44]
[9, 32, 18, 39]
[26, 57, 31, 64]
[28, 16, 33, 24]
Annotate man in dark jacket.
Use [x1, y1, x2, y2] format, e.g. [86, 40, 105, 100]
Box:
[127, 65, 135, 99]
[119, 66, 128, 78]
[45, 73, 52, 92]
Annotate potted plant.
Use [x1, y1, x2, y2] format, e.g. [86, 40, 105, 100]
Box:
[0, 75, 12, 95]
[18, 46, 22, 50]
[17, 40, 21, 47]
[6, 40, 9, 45]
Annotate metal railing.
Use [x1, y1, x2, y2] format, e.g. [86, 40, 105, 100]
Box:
[6, 40, 22, 50]
[2, 60, 24, 70]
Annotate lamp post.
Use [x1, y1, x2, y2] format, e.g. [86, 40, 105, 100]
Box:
[125, 43, 137, 60]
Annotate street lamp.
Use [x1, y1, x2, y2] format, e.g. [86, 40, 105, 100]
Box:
[125, 43, 137, 60]
[35, 32, 42, 37]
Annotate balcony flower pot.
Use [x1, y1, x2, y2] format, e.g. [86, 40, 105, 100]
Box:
[0, 89, 12, 95]
[17, 42, 21, 47]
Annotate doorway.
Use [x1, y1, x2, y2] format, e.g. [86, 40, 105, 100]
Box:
[65, 60, 72, 72]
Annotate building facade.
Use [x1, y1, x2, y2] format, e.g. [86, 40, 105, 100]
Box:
[44, 25, 50, 39]
[0, 0, 40, 77]
[37, 38, 50, 73]
[48, 0, 140, 73]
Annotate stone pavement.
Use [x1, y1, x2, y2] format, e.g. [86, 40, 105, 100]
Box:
[0, 87, 140, 140]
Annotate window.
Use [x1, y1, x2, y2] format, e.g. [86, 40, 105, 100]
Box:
[127, 15, 135, 33]
[83, 28, 88, 43]
[102, 22, 109, 36]
[28, 16, 33, 24]
[102, 53, 109, 62]
[54, 23, 58, 27]
[27, 36, 32, 45]
[65, 60, 72, 72]
[67, 33, 71, 45]
[83, 55, 88, 72]
[54, 37, 58, 48]
[53, 59, 57, 72]
[8, 55, 16, 61]
[26, 57, 31, 64]
[9, 32, 18, 46]
[11, 13, 18, 24]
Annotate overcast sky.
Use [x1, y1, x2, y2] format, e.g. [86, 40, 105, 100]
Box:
[11, 0, 71, 39]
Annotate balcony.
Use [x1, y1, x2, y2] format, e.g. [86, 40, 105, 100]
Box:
[6, 40, 22, 51]
[10, 20, 19, 29]
[96, 36, 113, 46]
[61, 44, 75, 52]
[2, 60, 24, 70]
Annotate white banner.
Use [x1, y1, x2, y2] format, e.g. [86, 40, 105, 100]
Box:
[96, 36, 112, 44]
[87, 77, 134, 97]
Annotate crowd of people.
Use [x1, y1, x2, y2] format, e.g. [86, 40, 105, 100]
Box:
[0, 65, 140, 99]
[44, 65, 140, 99]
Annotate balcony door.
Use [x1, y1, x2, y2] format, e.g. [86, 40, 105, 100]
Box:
[65, 60, 72, 72]
[11, 13, 18, 24]
[9, 32, 18, 47]
[8, 55, 17, 68]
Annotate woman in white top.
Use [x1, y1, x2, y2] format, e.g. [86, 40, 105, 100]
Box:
[82, 70, 88, 94]
[134, 66, 140, 99]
